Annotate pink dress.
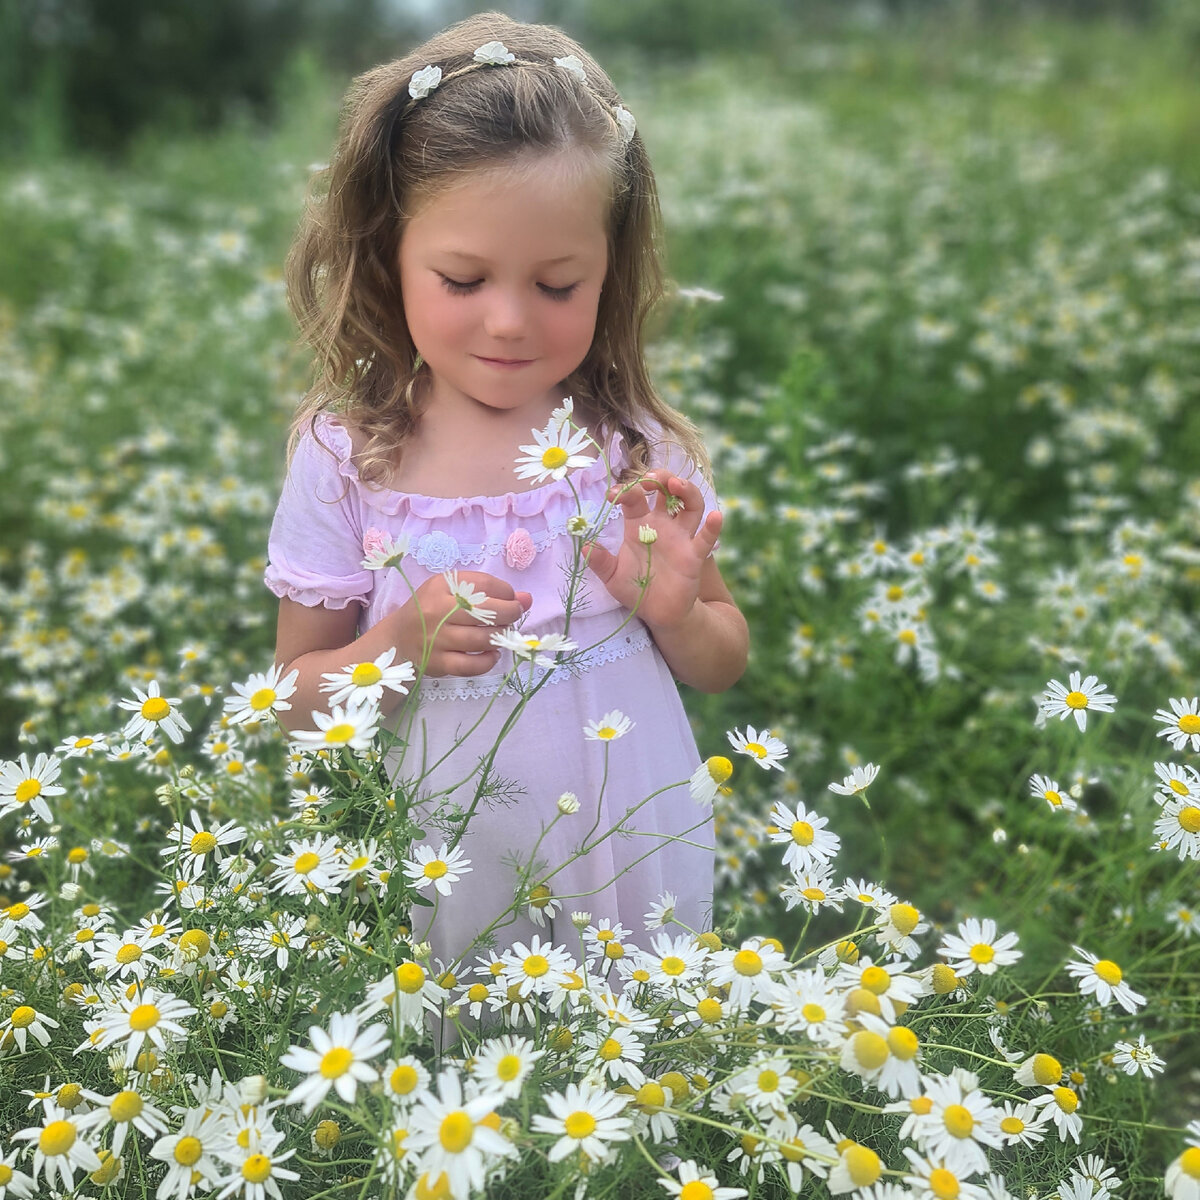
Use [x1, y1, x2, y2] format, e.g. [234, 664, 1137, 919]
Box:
[264, 414, 717, 970]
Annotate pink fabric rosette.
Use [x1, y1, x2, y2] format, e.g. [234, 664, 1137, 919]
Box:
[504, 527, 536, 570]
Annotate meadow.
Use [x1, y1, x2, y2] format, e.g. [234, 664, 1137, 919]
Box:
[0, 14, 1197, 1199]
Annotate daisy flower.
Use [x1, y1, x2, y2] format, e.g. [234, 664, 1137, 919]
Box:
[1154, 697, 1200, 752]
[639, 930, 708, 990]
[289, 704, 379, 751]
[1068, 1153, 1121, 1197]
[0, 753, 64, 824]
[471, 1034, 544, 1101]
[780, 867, 843, 915]
[643, 892, 678, 929]
[383, 1054, 431, 1105]
[1064, 946, 1145, 1013]
[828, 1141, 883, 1194]
[280, 1011, 389, 1115]
[1155, 762, 1200, 803]
[118, 679, 192, 744]
[937, 918, 1022, 976]
[160, 809, 247, 879]
[148, 1106, 223, 1199]
[727, 1053, 799, 1114]
[402, 843, 472, 897]
[76, 1087, 169, 1157]
[580, 1025, 646, 1087]
[828, 763, 880, 795]
[514, 420, 596, 483]
[442, 571, 498, 624]
[658, 1159, 748, 1200]
[214, 1134, 299, 1200]
[405, 1069, 513, 1194]
[1029, 1085, 1083, 1143]
[1029, 772, 1076, 812]
[1013, 1052, 1064, 1088]
[1153, 798, 1200, 860]
[269, 834, 347, 903]
[319, 648, 415, 707]
[499, 935, 575, 1000]
[690, 755, 733, 806]
[531, 1081, 631, 1163]
[995, 1100, 1048, 1147]
[360, 961, 448, 1032]
[762, 1114, 835, 1192]
[490, 628, 578, 666]
[584, 710, 634, 741]
[768, 799, 840, 874]
[834, 956, 924, 1024]
[223, 663, 299, 725]
[0, 1002, 59, 1051]
[0, 1147, 34, 1198]
[525, 882, 560, 928]
[1165, 1144, 1200, 1200]
[10, 1101, 103, 1191]
[763, 967, 847, 1043]
[910, 1067, 1003, 1175]
[1038, 671, 1117, 731]
[727, 725, 788, 770]
[708, 937, 791, 1007]
[1111, 1033, 1165, 1077]
[903, 1149, 989, 1200]
[89, 986, 197, 1067]
[361, 528, 411, 569]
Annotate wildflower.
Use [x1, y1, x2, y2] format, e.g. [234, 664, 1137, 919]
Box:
[213, 1127, 299, 1200]
[515, 419, 596, 483]
[1165, 1144, 1200, 1200]
[875, 901, 928, 956]
[834, 956, 924, 1024]
[1153, 798, 1200, 860]
[639, 930, 708, 990]
[658, 1159, 748, 1200]
[161, 809, 246, 880]
[762, 1114, 835, 1192]
[903, 1149, 989, 1200]
[643, 892, 677, 929]
[531, 1081, 631, 1163]
[289, 704, 379, 751]
[280, 1011, 389, 1115]
[580, 1025, 646, 1087]
[525, 882, 560, 928]
[319, 648, 415, 707]
[361, 961, 448, 1032]
[0, 1147, 34, 1199]
[995, 1100, 1048, 1147]
[471, 1035, 544, 1101]
[556, 791, 580, 814]
[223, 664, 299, 725]
[1154, 696, 1200, 752]
[727, 725, 788, 770]
[118, 680, 192, 744]
[937, 918, 1022, 976]
[1029, 1085, 1083, 1143]
[76, 1087, 169, 1157]
[1064, 946, 1145, 1013]
[361, 528, 411, 569]
[490, 628, 578, 666]
[910, 1068, 1003, 1176]
[829, 763, 880, 795]
[87, 930, 161, 981]
[1029, 772, 1077, 812]
[439, 570, 498, 624]
[762, 968, 846, 1043]
[499, 936, 575, 1000]
[1111, 1033, 1165, 1077]
[1038, 671, 1117, 731]
[269, 834, 347, 903]
[767, 799, 840, 874]
[0, 753, 65, 824]
[828, 1140, 883, 1194]
[584, 710, 634, 741]
[690, 756, 733, 806]
[88, 986, 196, 1067]
[708, 937, 791, 1007]
[1155, 762, 1200, 802]
[781, 867, 844, 915]
[0, 1003, 59, 1051]
[384, 1055, 431, 1105]
[10, 1102, 103, 1191]
[402, 843, 473, 897]
[1068, 1153, 1122, 1197]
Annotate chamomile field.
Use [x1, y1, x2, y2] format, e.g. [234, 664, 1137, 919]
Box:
[0, 15, 1197, 1200]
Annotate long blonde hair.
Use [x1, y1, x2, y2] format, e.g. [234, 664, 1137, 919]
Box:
[284, 10, 710, 488]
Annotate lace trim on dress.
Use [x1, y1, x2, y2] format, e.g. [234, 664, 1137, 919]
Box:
[415, 625, 654, 702]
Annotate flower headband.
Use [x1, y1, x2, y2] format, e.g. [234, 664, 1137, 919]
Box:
[405, 42, 637, 147]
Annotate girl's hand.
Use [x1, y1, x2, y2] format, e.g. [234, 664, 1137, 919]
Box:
[582, 469, 722, 630]
[393, 572, 531, 678]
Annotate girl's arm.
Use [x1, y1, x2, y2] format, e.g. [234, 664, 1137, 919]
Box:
[582, 469, 749, 694]
[273, 573, 532, 733]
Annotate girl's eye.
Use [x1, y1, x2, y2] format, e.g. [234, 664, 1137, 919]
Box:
[437, 275, 578, 302]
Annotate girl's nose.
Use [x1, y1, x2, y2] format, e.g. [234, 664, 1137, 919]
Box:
[482, 289, 529, 340]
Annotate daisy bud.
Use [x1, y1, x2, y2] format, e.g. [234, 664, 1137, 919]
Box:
[413, 941, 432, 960]
[571, 911, 591, 929]
[557, 791, 580, 815]
[638, 525, 658, 544]
[239, 1074, 268, 1105]
[60, 881, 82, 901]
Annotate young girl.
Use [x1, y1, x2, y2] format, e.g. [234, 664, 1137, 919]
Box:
[264, 12, 748, 971]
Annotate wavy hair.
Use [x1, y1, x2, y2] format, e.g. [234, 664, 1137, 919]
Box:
[284, 10, 710, 489]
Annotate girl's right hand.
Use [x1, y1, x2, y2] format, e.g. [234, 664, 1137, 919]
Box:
[394, 572, 532, 678]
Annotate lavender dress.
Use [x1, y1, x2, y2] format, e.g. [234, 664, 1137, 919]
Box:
[264, 415, 717, 969]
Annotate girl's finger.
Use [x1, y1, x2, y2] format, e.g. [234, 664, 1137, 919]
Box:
[694, 509, 723, 557]
[581, 539, 618, 584]
[435, 649, 503, 678]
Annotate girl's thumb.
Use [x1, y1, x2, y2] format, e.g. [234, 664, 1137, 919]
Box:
[582, 541, 614, 581]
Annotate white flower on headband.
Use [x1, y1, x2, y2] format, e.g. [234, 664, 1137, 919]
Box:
[408, 65, 442, 100]
[613, 105, 636, 146]
[554, 54, 586, 82]
[474, 41, 516, 65]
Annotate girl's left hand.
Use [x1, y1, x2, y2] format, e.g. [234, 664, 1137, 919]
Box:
[582, 469, 722, 629]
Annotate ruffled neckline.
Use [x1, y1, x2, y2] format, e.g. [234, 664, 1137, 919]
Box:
[317, 414, 626, 519]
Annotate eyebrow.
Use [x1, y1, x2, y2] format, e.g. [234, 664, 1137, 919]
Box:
[440, 251, 579, 267]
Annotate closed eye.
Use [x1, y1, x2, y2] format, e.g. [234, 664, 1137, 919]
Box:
[437, 275, 579, 302]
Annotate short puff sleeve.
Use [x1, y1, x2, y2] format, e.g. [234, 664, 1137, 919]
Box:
[263, 419, 373, 610]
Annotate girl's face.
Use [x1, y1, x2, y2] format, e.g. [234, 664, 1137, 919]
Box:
[398, 155, 610, 424]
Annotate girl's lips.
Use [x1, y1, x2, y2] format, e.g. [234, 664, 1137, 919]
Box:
[477, 355, 533, 367]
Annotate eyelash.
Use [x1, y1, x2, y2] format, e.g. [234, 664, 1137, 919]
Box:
[438, 275, 579, 302]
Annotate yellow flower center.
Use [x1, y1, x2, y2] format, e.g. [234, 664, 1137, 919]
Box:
[173, 1136, 203, 1166]
[190, 831, 218, 855]
[1178, 713, 1200, 735]
[314, 1120, 341, 1150]
[249, 687, 276, 711]
[679, 1184, 714, 1200]
[1179, 1147, 1200, 1179]
[541, 446, 569, 470]
[801, 1002, 827, 1023]
[887, 1027, 919, 1061]
[11, 1005, 35, 1028]
[141, 697, 171, 721]
[129, 1003, 159, 1032]
[395, 963, 426, 994]
[604, 941, 624, 960]
[564, 1111, 596, 1139]
[320, 1047, 354, 1078]
[116, 943, 143, 965]
[15, 779, 40, 803]
[706, 755, 733, 783]
[179, 929, 211, 958]
[1064, 690, 1089, 709]
[969, 943, 995, 964]
[852, 1031, 889, 1070]
[351, 663, 383, 686]
[861, 966, 891, 994]
[744, 741, 768, 758]
[39, 1120, 77, 1156]
[1093, 959, 1122, 985]
[496, 1054, 522, 1081]
[636, 1081, 665, 1109]
[391, 1064, 419, 1094]
[111, 1090, 143, 1121]
[931, 964, 959, 994]
[423, 860, 448, 879]
[1031, 1053, 1062, 1084]
[732, 949, 763, 976]
[530, 884, 552, 908]
[696, 997, 723, 1023]
[929, 1167, 961, 1199]
[7, 903, 30, 920]
[439, 1111, 474, 1153]
[210, 1001, 228, 1018]
[890, 903, 920, 935]
[415, 1172, 450, 1200]
[1001, 1116, 1025, 1135]
[910, 1096, 933, 1114]
[1178, 806, 1200, 834]
[598, 1037, 623, 1061]
[467, 983, 489, 1004]
[844, 1145, 881, 1187]
[756, 1069, 780, 1092]
[242, 1154, 272, 1183]
[790, 820, 814, 846]
[661, 955, 687, 977]
[294, 852, 321, 875]
[323, 722, 356, 744]
[944, 1103, 974, 1137]
[523, 954, 550, 977]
